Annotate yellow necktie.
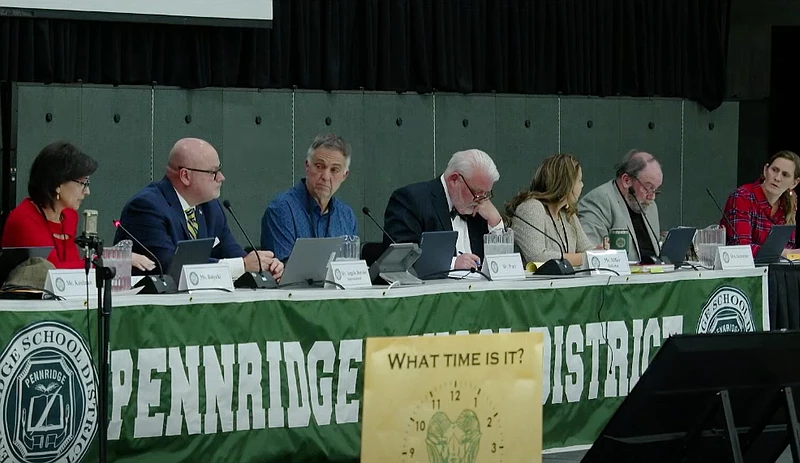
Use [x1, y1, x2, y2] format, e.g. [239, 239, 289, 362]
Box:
[186, 208, 199, 239]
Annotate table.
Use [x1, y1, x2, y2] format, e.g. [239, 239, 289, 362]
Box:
[0, 268, 768, 463]
[768, 262, 800, 330]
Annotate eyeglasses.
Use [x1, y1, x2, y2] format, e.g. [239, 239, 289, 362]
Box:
[178, 165, 223, 181]
[633, 177, 662, 196]
[458, 173, 493, 202]
[71, 178, 90, 191]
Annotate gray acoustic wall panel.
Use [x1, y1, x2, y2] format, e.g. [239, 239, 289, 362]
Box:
[618, 98, 683, 230]
[494, 95, 560, 215]
[152, 88, 224, 172]
[683, 101, 740, 228]
[293, 91, 366, 237]
[363, 92, 434, 243]
[10, 84, 741, 254]
[560, 97, 622, 194]
[220, 89, 293, 247]
[15, 84, 83, 205]
[434, 94, 497, 174]
[78, 86, 153, 243]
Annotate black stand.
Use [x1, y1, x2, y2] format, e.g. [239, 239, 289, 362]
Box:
[581, 331, 800, 463]
[235, 271, 276, 289]
[90, 241, 115, 463]
[133, 274, 177, 294]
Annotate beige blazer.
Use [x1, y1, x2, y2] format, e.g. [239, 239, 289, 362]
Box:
[577, 180, 661, 261]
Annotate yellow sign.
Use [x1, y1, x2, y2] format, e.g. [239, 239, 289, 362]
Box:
[361, 332, 544, 463]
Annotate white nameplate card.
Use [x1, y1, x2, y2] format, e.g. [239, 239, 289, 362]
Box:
[484, 253, 525, 281]
[714, 245, 755, 270]
[178, 264, 234, 292]
[45, 269, 97, 298]
[585, 249, 631, 275]
[326, 260, 372, 289]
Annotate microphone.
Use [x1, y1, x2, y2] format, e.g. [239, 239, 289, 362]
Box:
[362, 206, 396, 244]
[222, 200, 275, 289]
[114, 220, 177, 294]
[706, 188, 736, 241]
[362, 206, 423, 284]
[509, 212, 574, 276]
[627, 186, 664, 265]
[76, 210, 99, 274]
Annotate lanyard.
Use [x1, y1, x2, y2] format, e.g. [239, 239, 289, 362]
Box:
[546, 208, 569, 252]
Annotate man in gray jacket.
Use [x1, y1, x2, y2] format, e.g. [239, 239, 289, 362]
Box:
[578, 150, 662, 263]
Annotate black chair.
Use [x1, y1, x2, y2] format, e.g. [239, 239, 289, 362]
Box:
[361, 242, 385, 267]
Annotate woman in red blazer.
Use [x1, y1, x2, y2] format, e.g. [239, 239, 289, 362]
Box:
[2, 141, 154, 270]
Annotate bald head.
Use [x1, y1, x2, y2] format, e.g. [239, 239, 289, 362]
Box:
[166, 138, 224, 206]
[168, 138, 216, 170]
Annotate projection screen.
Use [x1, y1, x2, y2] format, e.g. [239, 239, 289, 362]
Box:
[0, 0, 273, 27]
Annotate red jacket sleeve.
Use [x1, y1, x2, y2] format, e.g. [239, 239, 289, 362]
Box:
[2, 201, 84, 269]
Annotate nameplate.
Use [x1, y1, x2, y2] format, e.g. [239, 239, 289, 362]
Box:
[44, 269, 97, 298]
[325, 260, 372, 289]
[714, 245, 755, 270]
[585, 250, 631, 276]
[484, 253, 525, 281]
[178, 264, 234, 292]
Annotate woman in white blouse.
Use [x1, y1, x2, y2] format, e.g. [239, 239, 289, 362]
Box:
[505, 154, 595, 266]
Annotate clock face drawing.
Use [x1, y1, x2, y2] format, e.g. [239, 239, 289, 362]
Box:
[360, 332, 544, 463]
[401, 380, 504, 463]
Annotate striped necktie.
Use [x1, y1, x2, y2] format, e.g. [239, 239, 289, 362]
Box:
[185, 207, 199, 239]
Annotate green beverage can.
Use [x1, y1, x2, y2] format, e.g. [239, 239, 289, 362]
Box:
[609, 228, 630, 251]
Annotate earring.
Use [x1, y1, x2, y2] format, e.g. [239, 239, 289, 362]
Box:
[57, 193, 60, 201]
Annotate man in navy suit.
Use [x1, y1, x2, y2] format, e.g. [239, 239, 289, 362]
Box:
[383, 149, 504, 270]
[115, 138, 283, 280]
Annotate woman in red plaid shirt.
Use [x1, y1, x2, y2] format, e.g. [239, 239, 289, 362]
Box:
[722, 151, 800, 257]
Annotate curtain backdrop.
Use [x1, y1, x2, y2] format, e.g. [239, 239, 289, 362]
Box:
[0, 0, 731, 110]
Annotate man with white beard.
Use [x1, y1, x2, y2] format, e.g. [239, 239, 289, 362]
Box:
[578, 150, 663, 263]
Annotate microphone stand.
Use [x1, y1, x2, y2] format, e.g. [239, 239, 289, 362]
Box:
[83, 236, 114, 463]
[510, 213, 575, 275]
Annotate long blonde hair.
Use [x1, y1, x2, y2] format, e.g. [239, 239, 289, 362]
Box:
[505, 154, 581, 223]
[765, 150, 800, 225]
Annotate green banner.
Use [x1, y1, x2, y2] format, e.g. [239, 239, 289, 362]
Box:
[0, 274, 765, 463]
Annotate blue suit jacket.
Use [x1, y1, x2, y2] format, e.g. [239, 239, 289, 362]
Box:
[114, 177, 245, 274]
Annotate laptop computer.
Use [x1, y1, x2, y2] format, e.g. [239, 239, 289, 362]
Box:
[168, 238, 215, 282]
[0, 246, 54, 285]
[413, 231, 458, 279]
[279, 237, 345, 288]
[659, 227, 697, 267]
[755, 224, 795, 265]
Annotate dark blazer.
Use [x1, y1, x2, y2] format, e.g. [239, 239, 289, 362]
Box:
[383, 178, 488, 258]
[114, 176, 245, 274]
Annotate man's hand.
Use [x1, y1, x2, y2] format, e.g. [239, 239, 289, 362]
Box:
[244, 250, 276, 273]
[131, 252, 156, 271]
[267, 257, 284, 282]
[474, 201, 502, 228]
[454, 252, 481, 270]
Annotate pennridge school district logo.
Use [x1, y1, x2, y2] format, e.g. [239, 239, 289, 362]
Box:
[189, 272, 200, 286]
[722, 251, 731, 264]
[0, 321, 98, 463]
[697, 286, 755, 334]
[54, 278, 66, 293]
[590, 257, 601, 268]
[334, 269, 342, 281]
[490, 261, 499, 274]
